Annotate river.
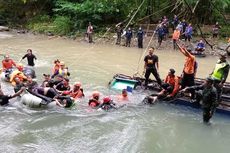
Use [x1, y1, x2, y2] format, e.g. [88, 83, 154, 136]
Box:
[0, 32, 229, 153]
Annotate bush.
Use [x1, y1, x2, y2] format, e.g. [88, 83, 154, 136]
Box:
[220, 25, 230, 38]
[51, 16, 73, 35]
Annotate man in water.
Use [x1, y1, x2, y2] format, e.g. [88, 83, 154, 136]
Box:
[182, 77, 217, 123]
[2, 55, 16, 72]
[0, 84, 25, 106]
[144, 47, 162, 88]
[211, 52, 229, 104]
[20, 49, 37, 66]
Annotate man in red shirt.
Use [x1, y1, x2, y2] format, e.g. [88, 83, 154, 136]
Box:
[2, 55, 16, 71]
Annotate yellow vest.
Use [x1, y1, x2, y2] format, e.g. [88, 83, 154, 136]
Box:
[212, 60, 228, 81]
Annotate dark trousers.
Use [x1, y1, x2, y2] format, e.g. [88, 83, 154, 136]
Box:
[185, 35, 191, 42]
[138, 38, 143, 48]
[116, 34, 121, 45]
[173, 39, 177, 50]
[203, 107, 214, 123]
[88, 33, 93, 43]
[145, 68, 162, 86]
[181, 72, 195, 89]
[126, 38, 131, 47]
[213, 80, 222, 104]
[181, 72, 195, 99]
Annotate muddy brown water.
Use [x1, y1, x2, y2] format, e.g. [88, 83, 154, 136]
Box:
[0, 32, 229, 153]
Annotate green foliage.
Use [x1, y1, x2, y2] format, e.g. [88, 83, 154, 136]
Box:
[220, 25, 230, 37]
[52, 16, 73, 35]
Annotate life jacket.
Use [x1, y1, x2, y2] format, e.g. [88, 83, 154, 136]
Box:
[212, 60, 228, 81]
[10, 70, 27, 86]
[58, 68, 68, 78]
[88, 98, 100, 108]
[70, 89, 83, 99]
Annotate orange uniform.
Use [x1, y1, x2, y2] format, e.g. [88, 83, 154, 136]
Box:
[172, 30, 180, 40]
[63, 89, 83, 99]
[183, 53, 195, 74]
[164, 75, 180, 96]
[2, 59, 16, 70]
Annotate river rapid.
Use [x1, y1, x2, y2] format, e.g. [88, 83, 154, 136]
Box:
[0, 32, 229, 153]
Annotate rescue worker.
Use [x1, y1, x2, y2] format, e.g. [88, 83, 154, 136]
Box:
[87, 22, 93, 43]
[182, 77, 217, 123]
[115, 23, 123, 45]
[143, 69, 180, 104]
[144, 47, 162, 88]
[62, 82, 84, 99]
[125, 27, 132, 47]
[177, 43, 196, 89]
[99, 96, 117, 111]
[177, 43, 197, 100]
[2, 55, 16, 72]
[0, 84, 25, 106]
[137, 27, 144, 48]
[172, 28, 180, 50]
[20, 49, 37, 66]
[88, 91, 101, 108]
[211, 52, 229, 103]
[52, 61, 70, 79]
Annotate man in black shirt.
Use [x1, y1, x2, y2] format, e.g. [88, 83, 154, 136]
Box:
[144, 47, 162, 87]
[20, 49, 37, 66]
[0, 84, 25, 106]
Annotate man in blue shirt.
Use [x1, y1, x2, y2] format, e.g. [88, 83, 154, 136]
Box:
[195, 40, 205, 52]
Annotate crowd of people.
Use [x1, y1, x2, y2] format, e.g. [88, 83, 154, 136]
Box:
[0, 50, 129, 110]
[143, 43, 229, 123]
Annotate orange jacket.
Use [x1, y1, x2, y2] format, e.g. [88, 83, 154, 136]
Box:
[164, 75, 180, 96]
[2, 59, 16, 70]
[63, 89, 83, 99]
[183, 53, 195, 74]
[172, 30, 180, 40]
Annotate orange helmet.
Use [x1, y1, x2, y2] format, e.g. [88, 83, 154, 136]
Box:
[92, 91, 100, 98]
[103, 96, 111, 103]
[74, 82, 81, 87]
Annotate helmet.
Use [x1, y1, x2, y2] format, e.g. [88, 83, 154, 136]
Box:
[74, 82, 81, 87]
[92, 91, 100, 98]
[169, 68, 175, 75]
[103, 96, 111, 103]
